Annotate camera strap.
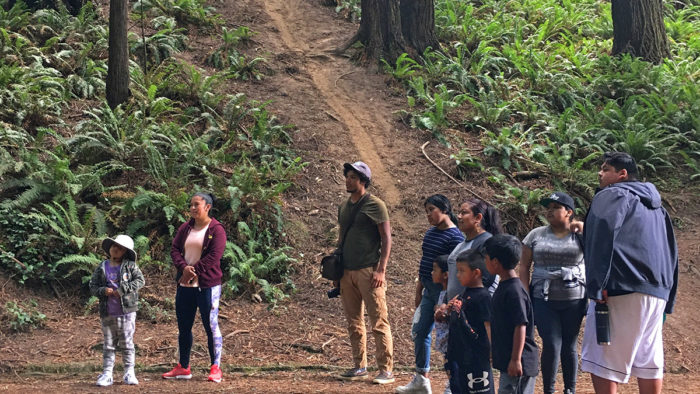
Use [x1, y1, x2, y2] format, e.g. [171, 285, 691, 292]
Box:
[338, 192, 371, 251]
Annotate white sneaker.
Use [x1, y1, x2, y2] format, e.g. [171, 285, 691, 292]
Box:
[123, 370, 139, 385]
[395, 373, 432, 393]
[96, 372, 113, 387]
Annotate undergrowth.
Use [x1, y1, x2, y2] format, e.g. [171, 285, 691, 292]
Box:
[0, 0, 300, 305]
[360, 0, 700, 231]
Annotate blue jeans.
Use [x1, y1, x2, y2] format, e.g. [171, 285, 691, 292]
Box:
[533, 298, 586, 394]
[412, 278, 442, 373]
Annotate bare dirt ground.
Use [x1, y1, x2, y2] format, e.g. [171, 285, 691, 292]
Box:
[1, 0, 699, 392]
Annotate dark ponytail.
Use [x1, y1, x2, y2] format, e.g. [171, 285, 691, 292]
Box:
[425, 194, 458, 225]
[465, 198, 503, 235]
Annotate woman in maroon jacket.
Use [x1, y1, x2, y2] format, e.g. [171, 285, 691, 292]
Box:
[162, 192, 226, 383]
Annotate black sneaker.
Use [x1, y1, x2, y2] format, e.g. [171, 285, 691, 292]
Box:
[339, 367, 368, 381]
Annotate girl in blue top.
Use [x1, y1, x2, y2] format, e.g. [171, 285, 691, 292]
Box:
[397, 194, 464, 394]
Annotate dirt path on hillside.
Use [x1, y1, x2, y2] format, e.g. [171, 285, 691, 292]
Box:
[262, 0, 403, 223]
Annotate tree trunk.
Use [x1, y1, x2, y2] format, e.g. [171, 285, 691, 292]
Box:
[611, 0, 670, 64]
[356, 0, 407, 62]
[106, 0, 130, 109]
[400, 0, 438, 55]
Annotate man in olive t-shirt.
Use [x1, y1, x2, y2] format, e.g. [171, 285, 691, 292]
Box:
[336, 161, 394, 385]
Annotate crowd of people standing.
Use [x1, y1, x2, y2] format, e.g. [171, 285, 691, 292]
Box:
[87, 151, 678, 394]
[335, 152, 678, 394]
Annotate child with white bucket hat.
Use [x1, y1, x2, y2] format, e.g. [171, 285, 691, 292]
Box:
[88, 234, 145, 386]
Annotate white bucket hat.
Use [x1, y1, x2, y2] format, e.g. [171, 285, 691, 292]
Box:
[102, 234, 137, 261]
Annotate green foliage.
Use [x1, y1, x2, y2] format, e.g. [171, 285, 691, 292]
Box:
[333, 0, 361, 22]
[450, 149, 484, 179]
[222, 217, 296, 307]
[134, 0, 221, 29]
[381, 0, 700, 220]
[4, 299, 46, 332]
[130, 16, 187, 67]
[1, 3, 301, 304]
[138, 298, 172, 322]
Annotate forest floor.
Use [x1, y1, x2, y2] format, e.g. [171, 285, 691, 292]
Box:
[1, 0, 699, 393]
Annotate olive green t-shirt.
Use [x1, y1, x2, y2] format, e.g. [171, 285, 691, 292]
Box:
[338, 194, 390, 271]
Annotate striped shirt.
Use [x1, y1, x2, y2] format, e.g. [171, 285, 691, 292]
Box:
[418, 226, 464, 280]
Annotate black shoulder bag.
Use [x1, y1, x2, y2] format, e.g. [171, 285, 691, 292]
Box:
[320, 193, 370, 281]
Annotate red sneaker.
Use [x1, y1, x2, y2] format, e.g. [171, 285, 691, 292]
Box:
[208, 364, 222, 383]
[162, 363, 192, 379]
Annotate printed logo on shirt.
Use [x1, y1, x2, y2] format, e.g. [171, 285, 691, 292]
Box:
[467, 371, 490, 390]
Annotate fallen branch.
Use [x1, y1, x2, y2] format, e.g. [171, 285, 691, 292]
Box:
[224, 329, 250, 339]
[0, 246, 26, 268]
[420, 141, 497, 208]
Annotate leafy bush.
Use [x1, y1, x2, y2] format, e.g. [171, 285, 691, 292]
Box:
[4, 299, 46, 332]
[380, 0, 700, 221]
[0, 1, 303, 303]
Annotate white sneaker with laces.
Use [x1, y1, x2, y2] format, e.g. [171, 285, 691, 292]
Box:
[395, 373, 432, 393]
[123, 370, 139, 385]
[96, 372, 113, 387]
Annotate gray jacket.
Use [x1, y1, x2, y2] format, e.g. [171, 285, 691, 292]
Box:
[89, 259, 145, 318]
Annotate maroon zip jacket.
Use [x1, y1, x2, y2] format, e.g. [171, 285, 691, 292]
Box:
[171, 217, 227, 288]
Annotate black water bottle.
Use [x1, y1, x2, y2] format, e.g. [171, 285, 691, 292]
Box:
[595, 303, 611, 345]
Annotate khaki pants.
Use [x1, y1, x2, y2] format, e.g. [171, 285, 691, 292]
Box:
[340, 267, 393, 372]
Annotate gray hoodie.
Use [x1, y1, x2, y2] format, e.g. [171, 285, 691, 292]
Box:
[583, 181, 678, 313]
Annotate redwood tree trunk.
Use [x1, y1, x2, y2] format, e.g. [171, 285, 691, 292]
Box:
[400, 0, 438, 55]
[357, 0, 407, 62]
[106, 0, 130, 109]
[611, 0, 670, 64]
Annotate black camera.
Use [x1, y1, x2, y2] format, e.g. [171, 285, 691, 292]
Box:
[327, 287, 340, 299]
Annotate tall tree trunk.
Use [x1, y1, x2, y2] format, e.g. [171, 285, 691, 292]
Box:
[611, 0, 670, 64]
[106, 0, 130, 109]
[400, 0, 437, 55]
[356, 0, 407, 62]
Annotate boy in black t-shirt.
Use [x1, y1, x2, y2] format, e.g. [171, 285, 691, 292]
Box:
[483, 235, 539, 394]
[445, 249, 494, 394]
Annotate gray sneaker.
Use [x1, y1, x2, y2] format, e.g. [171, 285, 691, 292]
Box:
[96, 372, 113, 387]
[396, 373, 431, 393]
[339, 367, 368, 381]
[373, 370, 396, 384]
[123, 370, 139, 385]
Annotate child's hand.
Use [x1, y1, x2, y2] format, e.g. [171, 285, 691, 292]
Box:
[507, 359, 523, 377]
[448, 298, 462, 313]
[105, 288, 118, 297]
[434, 304, 449, 322]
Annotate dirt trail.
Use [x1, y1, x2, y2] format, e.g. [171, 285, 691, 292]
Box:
[262, 0, 402, 214]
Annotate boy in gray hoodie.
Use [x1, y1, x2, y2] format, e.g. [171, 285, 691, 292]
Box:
[581, 152, 678, 394]
[89, 235, 145, 387]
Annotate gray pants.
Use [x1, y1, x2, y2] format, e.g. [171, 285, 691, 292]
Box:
[101, 312, 136, 374]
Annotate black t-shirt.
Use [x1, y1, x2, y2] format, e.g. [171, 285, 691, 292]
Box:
[447, 287, 492, 363]
[490, 278, 539, 376]
[447, 286, 494, 394]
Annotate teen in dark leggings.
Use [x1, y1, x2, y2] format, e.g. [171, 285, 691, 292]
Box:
[519, 192, 586, 394]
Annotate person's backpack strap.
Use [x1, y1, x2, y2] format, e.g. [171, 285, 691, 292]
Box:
[338, 193, 371, 249]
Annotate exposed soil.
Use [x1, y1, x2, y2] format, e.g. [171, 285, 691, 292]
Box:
[1, 0, 699, 392]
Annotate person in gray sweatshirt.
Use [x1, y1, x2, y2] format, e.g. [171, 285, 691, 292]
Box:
[580, 152, 678, 394]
